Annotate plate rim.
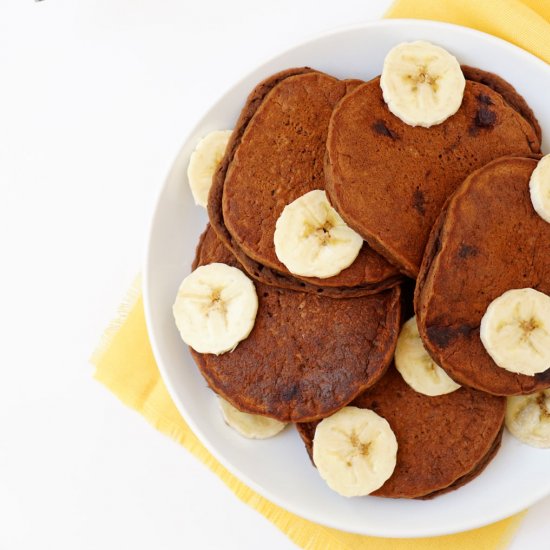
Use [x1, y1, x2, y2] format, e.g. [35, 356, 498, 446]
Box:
[143, 18, 550, 538]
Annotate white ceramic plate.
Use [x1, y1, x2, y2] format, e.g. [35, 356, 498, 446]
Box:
[144, 19, 550, 538]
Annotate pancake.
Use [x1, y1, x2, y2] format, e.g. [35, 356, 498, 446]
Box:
[298, 423, 503, 501]
[325, 76, 540, 277]
[208, 68, 402, 298]
[416, 156, 550, 396]
[296, 366, 505, 499]
[190, 225, 401, 423]
[461, 65, 542, 144]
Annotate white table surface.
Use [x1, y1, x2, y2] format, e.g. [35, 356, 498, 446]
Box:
[1, 1, 548, 548]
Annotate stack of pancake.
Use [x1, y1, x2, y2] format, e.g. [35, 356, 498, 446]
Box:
[182, 60, 549, 499]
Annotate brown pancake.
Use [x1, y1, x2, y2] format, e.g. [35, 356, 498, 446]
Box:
[208, 68, 402, 298]
[298, 423, 503, 501]
[191, 225, 401, 422]
[416, 156, 550, 396]
[296, 366, 505, 499]
[325, 77, 540, 277]
[461, 65, 542, 144]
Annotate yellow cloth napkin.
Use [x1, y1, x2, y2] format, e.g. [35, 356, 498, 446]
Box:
[386, 0, 550, 63]
[93, 2, 549, 547]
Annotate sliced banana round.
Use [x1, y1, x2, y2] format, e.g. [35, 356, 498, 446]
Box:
[480, 288, 550, 376]
[172, 263, 258, 355]
[312, 406, 397, 497]
[273, 189, 363, 278]
[395, 316, 461, 396]
[187, 130, 232, 208]
[506, 391, 550, 448]
[218, 397, 286, 439]
[380, 40, 465, 128]
[529, 154, 550, 224]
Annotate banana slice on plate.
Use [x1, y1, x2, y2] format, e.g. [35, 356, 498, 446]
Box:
[395, 316, 460, 396]
[172, 263, 258, 355]
[218, 397, 286, 439]
[506, 391, 550, 448]
[312, 407, 397, 497]
[530, 154, 550, 223]
[274, 189, 363, 278]
[187, 130, 232, 207]
[380, 40, 465, 128]
[480, 288, 550, 376]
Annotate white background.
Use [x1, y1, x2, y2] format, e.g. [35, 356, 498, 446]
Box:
[1, 0, 549, 548]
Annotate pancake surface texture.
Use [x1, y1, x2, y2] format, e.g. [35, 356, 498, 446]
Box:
[190, 225, 401, 423]
[416, 156, 550, 395]
[325, 77, 540, 277]
[208, 68, 401, 297]
[297, 366, 505, 499]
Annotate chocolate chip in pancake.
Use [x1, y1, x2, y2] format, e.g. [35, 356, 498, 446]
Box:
[325, 76, 540, 277]
[190, 225, 401, 423]
[208, 68, 402, 298]
[416, 155, 550, 395]
[297, 366, 505, 499]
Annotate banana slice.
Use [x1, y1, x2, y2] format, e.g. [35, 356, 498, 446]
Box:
[506, 391, 550, 448]
[218, 397, 286, 439]
[395, 316, 461, 396]
[480, 288, 550, 376]
[274, 189, 363, 278]
[529, 154, 550, 223]
[380, 41, 465, 128]
[172, 263, 258, 355]
[312, 407, 397, 497]
[187, 130, 232, 207]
